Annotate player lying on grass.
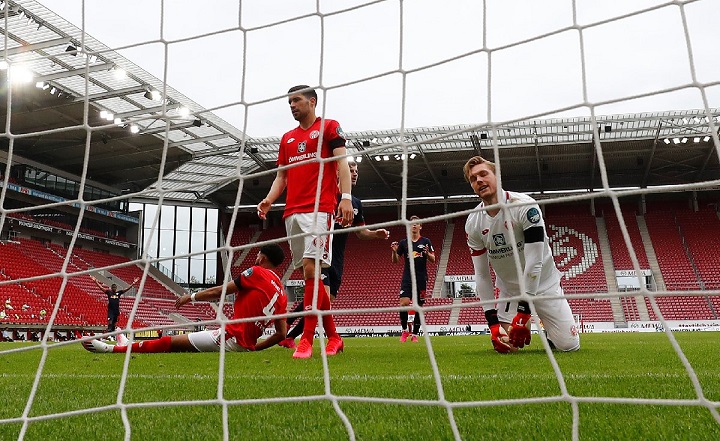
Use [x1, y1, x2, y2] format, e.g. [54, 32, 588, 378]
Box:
[463, 155, 580, 354]
[82, 244, 288, 353]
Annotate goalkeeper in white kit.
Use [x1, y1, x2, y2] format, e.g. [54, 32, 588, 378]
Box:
[463, 155, 580, 353]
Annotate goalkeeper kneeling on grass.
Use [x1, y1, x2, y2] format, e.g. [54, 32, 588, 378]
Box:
[463, 156, 580, 353]
[82, 244, 288, 354]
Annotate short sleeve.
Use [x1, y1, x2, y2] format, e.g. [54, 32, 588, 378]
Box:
[518, 203, 545, 231]
[465, 215, 486, 253]
[324, 119, 346, 149]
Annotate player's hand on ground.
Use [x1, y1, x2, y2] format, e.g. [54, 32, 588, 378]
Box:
[175, 295, 191, 309]
[509, 312, 532, 348]
[337, 199, 354, 226]
[257, 199, 271, 219]
[489, 324, 515, 354]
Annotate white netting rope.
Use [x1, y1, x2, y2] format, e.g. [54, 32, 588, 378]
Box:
[0, 1, 718, 440]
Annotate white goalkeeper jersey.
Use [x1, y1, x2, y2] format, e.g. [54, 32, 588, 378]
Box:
[465, 190, 561, 295]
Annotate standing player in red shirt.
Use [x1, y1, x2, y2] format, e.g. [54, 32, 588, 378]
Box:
[82, 244, 288, 353]
[257, 85, 353, 359]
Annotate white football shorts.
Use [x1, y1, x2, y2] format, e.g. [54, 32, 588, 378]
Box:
[284, 212, 334, 270]
[187, 329, 250, 352]
[497, 283, 580, 352]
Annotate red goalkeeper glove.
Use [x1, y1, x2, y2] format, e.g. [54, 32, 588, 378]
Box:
[485, 309, 513, 354]
[508, 301, 532, 348]
[489, 324, 514, 354]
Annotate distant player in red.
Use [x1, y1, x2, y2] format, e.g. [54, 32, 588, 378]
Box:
[257, 85, 353, 359]
[82, 244, 288, 353]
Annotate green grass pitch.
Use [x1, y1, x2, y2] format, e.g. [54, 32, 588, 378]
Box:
[1, 332, 719, 441]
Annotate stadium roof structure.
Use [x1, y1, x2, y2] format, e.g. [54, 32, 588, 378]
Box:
[1, 1, 719, 213]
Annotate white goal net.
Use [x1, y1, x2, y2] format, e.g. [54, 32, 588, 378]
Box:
[1, 1, 720, 440]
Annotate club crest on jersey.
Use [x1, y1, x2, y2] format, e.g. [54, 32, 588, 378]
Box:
[336, 126, 345, 137]
[493, 234, 506, 246]
[297, 141, 307, 153]
[527, 207, 541, 224]
[309, 130, 320, 139]
[243, 267, 253, 277]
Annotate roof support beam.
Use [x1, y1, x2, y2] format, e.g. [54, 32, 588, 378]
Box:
[416, 143, 446, 198]
[73, 86, 146, 103]
[534, 137, 543, 192]
[168, 133, 230, 148]
[115, 103, 182, 119]
[642, 124, 663, 188]
[2, 37, 71, 56]
[355, 144, 402, 201]
[694, 128, 720, 181]
[35, 63, 115, 82]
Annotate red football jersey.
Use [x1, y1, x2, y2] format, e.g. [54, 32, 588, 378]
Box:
[227, 265, 288, 350]
[277, 117, 346, 217]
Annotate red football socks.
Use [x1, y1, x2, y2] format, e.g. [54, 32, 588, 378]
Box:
[301, 279, 319, 341]
[320, 288, 338, 338]
[113, 335, 172, 353]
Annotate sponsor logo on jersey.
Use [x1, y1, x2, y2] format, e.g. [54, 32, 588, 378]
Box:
[242, 267, 253, 277]
[297, 141, 307, 153]
[527, 207, 541, 224]
[482, 228, 489, 235]
[493, 233, 506, 246]
[288, 151, 317, 163]
[309, 130, 320, 139]
[287, 137, 295, 143]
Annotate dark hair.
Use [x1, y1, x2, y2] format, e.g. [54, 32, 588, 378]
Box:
[260, 244, 285, 267]
[287, 85, 317, 102]
[409, 215, 421, 221]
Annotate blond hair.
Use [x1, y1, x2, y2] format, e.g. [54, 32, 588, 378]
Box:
[463, 156, 496, 182]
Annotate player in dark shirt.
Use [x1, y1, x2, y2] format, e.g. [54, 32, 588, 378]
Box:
[279, 159, 390, 348]
[391, 215, 436, 342]
[91, 276, 139, 333]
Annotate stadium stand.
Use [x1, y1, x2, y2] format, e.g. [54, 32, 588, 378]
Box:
[602, 204, 651, 269]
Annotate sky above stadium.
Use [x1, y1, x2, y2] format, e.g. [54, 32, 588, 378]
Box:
[37, 0, 720, 139]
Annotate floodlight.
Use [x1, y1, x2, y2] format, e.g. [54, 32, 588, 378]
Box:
[672, 138, 680, 144]
[129, 124, 140, 134]
[409, 153, 417, 159]
[703, 136, 711, 142]
[383, 155, 389, 161]
[663, 139, 671, 144]
[681, 137, 688, 143]
[144, 89, 162, 101]
[355, 156, 362, 163]
[693, 137, 700, 143]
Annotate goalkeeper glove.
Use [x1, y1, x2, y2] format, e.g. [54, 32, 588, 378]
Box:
[508, 301, 532, 348]
[485, 309, 513, 354]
